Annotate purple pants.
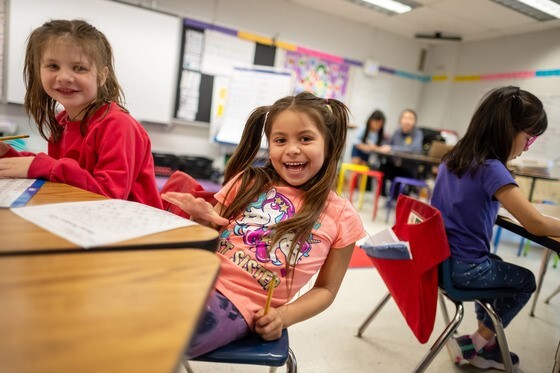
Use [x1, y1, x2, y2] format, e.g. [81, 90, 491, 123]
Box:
[186, 290, 250, 358]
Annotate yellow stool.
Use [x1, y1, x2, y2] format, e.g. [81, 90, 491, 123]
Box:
[337, 163, 369, 195]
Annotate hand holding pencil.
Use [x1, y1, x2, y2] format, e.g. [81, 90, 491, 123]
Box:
[254, 274, 284, 341]
[264, 274, 277, 315]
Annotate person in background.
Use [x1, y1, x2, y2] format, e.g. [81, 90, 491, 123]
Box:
[351, 109, 386, 167]
[378, 108, 423, 195]
[432, 86, 559, 370]
[0, 19, 162, 209]
[161, 92, 365, 358]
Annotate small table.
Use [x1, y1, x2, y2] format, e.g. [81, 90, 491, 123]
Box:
[0, 248, 220, 373]
[0, 182, 220, 256]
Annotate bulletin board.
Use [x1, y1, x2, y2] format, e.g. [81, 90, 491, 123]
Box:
[175, 20, 277, 125]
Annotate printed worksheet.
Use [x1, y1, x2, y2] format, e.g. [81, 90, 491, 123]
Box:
[11, 199, 195, 248]
[0, 178, 45, 208]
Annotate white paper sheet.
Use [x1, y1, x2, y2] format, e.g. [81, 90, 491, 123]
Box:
[0, 178, 45, 208]
[11, 199, 195, 248]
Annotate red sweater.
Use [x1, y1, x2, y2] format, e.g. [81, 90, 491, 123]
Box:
[3, 102, 162, 209]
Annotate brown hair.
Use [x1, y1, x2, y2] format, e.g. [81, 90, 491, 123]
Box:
[444, 86, 547, 177]
[23, 19, 126, 142]
[221, 91, 349, 270]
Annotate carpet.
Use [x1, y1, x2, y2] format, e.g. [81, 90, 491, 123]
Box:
[349, 245, 374, 268]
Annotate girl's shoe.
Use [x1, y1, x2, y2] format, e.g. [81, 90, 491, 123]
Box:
[468, 342, 520, 370]
[447, 335, 478, 363]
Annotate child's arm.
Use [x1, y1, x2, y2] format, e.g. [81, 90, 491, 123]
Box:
[161, 192, 229, 228]
[495, 184, 560, 237]
[253, 243, 354, 341]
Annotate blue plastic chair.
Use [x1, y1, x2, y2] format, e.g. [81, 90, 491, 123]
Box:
[385, 176, 431, 222]
[186, 329, 297, 372]
[415, 258, 517, 372]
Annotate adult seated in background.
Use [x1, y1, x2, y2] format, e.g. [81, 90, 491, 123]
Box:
[350, 110, 387, 168]
[378, 109, 424, 195]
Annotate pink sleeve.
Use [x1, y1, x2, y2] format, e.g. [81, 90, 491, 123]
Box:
[331, 199, 366, 248]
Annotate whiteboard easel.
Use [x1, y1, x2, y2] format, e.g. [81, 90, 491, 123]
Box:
[215, 67, 293, 148]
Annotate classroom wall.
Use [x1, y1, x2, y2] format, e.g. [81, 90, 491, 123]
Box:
[120, 0, 426, 162]
[421, 27, 560, 163]
[4, 0, 560, 169]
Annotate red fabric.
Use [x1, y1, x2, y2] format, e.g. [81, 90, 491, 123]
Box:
[160, 171, 218, 218]
[369, 195, 450, 343]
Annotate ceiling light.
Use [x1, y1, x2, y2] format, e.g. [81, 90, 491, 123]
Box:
[347, 0, 419, 16]
[492, 0, 560, 21]
[517, 0, 560, 18]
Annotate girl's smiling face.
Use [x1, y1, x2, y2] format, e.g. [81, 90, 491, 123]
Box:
[268, 109, 326, 187]
[40, 38, 107, 121]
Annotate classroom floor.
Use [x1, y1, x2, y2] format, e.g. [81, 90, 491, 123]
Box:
[178, 194, 560, 373]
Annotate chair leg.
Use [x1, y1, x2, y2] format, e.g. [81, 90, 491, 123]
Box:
[438, 293, 451, 328]
[493, 226, 502, 253]
[285, 348, 297, 373]
[475, 300, 514, 372]
[413, 299, 464, 373]
[516, 238, 526, 256]
[183, 361, 195, 373]
[545, 284, 560, 304]
[356, 292, 392, 337]
[553, 340, 560, 373]
[530, 249, 552, 316]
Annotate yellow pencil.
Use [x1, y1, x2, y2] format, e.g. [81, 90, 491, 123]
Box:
[264, 275, 276, 315]
[0, 134, 30, 141]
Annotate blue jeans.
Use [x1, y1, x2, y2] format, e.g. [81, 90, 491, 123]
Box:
[351, 145, 369, 163]
[450, 255, 536, 332]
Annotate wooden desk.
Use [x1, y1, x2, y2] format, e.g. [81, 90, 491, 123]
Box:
[0, 249, 219, 373]
[511, 166, 560, 201]
[1, 182, 219, 256]
[374, 149, 441, 167]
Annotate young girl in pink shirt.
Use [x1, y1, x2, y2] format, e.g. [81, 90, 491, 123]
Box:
[0, 19, 161, 209]
[162, 91, 365, 357]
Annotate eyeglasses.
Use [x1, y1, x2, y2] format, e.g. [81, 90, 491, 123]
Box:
[523, 131, 538, 148]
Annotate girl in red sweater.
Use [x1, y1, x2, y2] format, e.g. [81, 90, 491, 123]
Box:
[0, 19, 162, 209]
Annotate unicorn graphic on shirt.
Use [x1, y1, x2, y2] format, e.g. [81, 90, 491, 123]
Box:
[232, 188, 315, 264]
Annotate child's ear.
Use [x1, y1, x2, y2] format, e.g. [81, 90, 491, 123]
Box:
[99, 66, 109, 87]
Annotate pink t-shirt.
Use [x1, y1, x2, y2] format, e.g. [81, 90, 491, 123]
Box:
[214, 177, 366, 328]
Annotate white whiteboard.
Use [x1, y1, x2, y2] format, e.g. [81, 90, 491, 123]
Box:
[215, 68, 293, 147]
[6, 0, 181, 124]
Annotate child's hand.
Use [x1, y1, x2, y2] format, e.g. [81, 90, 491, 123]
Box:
[253, 306, 286, 341]
[379, 144, 392, 153]
[0, 156, 34, 178]
[161, 191, 229, 226]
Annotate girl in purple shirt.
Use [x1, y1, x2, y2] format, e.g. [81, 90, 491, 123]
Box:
[431, 86, 560, 370]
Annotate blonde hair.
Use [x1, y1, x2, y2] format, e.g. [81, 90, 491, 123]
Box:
[24, 19, 125, 142]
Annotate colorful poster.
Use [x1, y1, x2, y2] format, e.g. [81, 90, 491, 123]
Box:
[284, 50, 349, 100]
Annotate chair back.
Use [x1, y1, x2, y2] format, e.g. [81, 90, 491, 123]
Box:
[337, 163, 369, 194]
[160, 171, 218, 218]
[366, 195, 450, 343]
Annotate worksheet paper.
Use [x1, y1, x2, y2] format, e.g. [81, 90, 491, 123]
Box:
[10, 199, 195, 248]
[0, 178, 45, 208]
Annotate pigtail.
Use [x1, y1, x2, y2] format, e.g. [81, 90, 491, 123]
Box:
[223, 106, 269, 184]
